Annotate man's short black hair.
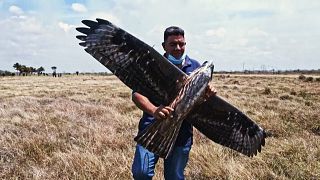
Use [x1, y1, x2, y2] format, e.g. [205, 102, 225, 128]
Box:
[164, 26, 184, 41]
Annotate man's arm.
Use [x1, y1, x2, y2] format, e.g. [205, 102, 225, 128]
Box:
[132, 92, 174, 120]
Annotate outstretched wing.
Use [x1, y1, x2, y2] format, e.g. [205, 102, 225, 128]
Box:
[188, 95, 266, 157]
[76, 19, 187, 105]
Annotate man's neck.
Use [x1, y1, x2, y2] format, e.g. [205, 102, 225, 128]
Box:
[164, 53, 185, 69]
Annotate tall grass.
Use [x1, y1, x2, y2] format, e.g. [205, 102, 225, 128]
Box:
[0, 74, 319, 179]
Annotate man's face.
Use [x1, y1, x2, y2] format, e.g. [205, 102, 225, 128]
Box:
[163, 35, 186, 59]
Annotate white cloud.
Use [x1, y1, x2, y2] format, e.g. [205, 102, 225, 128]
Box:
[9, 16, 45, 35]
[206, 27, 226, 38]
[58, 22, 76, 32]
[248, 27, 269, 37]
[237, 38, 249, 46]
[0, 12, 105, 73]
[71, 3, 87, 13]
[9, 5, 24, 15]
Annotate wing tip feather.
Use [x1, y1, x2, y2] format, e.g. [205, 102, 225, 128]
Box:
[81, 19, 98, 28]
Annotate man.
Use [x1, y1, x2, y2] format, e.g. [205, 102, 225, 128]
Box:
[132, 26, 216, 179]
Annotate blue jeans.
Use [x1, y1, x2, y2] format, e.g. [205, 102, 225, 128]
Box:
[132, 144, 191, 180]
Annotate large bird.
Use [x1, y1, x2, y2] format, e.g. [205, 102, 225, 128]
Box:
[76, 18, 266, 158]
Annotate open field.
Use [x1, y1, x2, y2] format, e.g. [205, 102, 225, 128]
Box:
[0, 74, 319, 179]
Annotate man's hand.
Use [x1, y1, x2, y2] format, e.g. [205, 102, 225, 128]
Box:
[152, 105, 174, 120]
[132, 92, 175, 120]
[205, 84, 217, 99]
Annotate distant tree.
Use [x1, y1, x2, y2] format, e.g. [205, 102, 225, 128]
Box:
[37, 66, 45, 76]
[28, 67, 36, 75]
[13, 63, 46, 76]
[0, 70, 15, 76]
[0, 70, 14, 76]
[20, 65, 27, 76]
[20, 66, 35, 76]
[13, 63, 22, 75]
[51, 66, 57, 77]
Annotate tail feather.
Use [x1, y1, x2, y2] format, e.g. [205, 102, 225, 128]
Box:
[134, 118, 183, 158]
[158, 124, 180, 156]
[139, 125, 159, 147]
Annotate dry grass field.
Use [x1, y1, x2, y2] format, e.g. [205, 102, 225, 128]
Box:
[0, 74, 319, 179]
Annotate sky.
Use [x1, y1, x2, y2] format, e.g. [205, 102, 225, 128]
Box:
[0, 0, 319, 73]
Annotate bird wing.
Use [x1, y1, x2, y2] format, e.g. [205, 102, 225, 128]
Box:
[76, 19, 188, 105]
[187, 95, 266, 157]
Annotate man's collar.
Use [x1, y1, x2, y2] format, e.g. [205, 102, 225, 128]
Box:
[182, 55, 192, 68]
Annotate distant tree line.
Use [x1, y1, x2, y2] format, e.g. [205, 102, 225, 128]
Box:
[0, 62, 84, 77]
[216, 69, 320, 75]
[13, 63, 45, 76]
[0, 70, 15, 76]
